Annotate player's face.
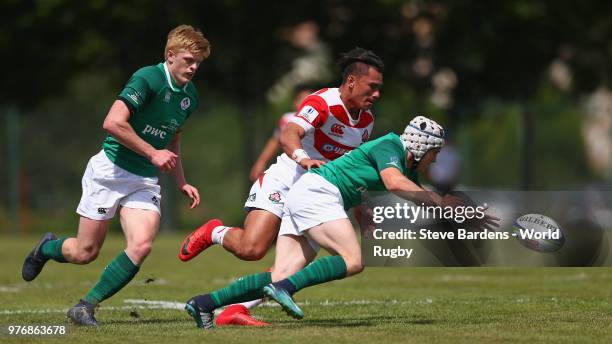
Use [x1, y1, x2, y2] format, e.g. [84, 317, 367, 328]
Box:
[351, 67, 383, 110]
[167, 49, 203, 86]
[416, 148, 441, 173]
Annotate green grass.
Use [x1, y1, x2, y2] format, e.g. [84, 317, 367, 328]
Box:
[1, 234, 612, 343]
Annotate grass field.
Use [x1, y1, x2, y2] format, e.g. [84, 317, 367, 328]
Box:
[1, 233, 612, 343]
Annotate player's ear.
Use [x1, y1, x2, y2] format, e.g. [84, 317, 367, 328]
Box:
[347, 75, 356, 89]
[166, 49, 176, 63]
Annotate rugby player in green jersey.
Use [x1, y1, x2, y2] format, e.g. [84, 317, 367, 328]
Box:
[184, 116, 499, 328]
[21, 25, 210, 326]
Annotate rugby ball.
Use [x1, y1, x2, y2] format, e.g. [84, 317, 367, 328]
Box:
[512, 214, 565, 253]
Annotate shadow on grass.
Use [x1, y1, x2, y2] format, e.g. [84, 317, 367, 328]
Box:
[96, 313, 435, 329]
[272, 315, 435, 328]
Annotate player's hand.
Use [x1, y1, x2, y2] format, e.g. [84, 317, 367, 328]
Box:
[299, 158, 326, 170]
[440, 194, 464, 208]
[466, 213, 501, 232]
[179, 184, 200, 209]
[460, 202, 500, 231]
[150, 149, 178, 172]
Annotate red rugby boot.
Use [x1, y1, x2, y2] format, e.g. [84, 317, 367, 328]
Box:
[178, 219, 223, 261]
[215, 305, 270, 327]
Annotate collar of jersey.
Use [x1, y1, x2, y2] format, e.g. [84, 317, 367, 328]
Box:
[162, 62, 188, 92]
[336, 88, 361, 126]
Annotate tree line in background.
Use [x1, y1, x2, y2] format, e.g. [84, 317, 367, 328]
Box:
[1, 0, 610, 233]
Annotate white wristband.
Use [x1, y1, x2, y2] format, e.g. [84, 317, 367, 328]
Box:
[291, 149, 310, 163]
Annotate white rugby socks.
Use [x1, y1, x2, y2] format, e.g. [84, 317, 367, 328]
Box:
[211, 226, 232, 245]
[239, 298, 263, 310]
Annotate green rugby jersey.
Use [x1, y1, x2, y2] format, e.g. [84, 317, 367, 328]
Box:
[311, 133, 419, 209]
[102, 62, 199, 177]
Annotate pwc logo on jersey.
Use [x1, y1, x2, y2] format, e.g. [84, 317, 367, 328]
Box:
[142, 124, 168, 139]
[329, 123, 345, 137]
[298, 106, 319, 123]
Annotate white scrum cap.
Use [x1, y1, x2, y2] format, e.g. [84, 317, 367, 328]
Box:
[400, 116, 445, 161]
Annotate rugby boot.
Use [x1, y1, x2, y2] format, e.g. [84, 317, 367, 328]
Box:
[22, 232, 57, 281]
[215, 304, 270, 327]
[263, 283, 304, 319]
[67, 300, 99, 326]
[178, 219, 223, 261]
[185, 298, 214, 329]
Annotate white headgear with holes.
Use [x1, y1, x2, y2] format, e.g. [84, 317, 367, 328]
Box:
[400, 116, 445, 161]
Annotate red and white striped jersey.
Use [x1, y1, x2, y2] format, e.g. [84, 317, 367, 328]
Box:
[289, 87, 374, 161]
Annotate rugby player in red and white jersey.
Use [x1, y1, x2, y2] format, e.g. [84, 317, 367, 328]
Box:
[179, 47, 384, 326]
[248, 85, 315, 182]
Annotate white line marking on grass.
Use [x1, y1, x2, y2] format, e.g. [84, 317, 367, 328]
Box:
[0, 305, 179, 315]
[2, 296, 576, 316]
[0, 297, 576, 315]
[124, 299, 184, 309]
[0, 286, 22, 293]
[438, 275, 490, 282]
[290, 299, 434, 306]
[0, 299, 431, 316]
[2, 296, 572, 316]
[124, 298, 422, 308]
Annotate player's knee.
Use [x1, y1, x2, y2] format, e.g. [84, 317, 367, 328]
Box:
[235, 243, 267, 261]
[74, 246, 100, 264]
[128, 242, 153, 261]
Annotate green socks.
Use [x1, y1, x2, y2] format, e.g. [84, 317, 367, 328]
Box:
[193, 257, 347, 312]
[287, 255, 347, 292]
[84, 251, 139, 305]
[210, 272, 271, 307]
[39, 241, 141, 306]
[40, 238, 68, 263]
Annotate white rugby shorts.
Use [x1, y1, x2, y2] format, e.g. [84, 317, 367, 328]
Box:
[76, 150, 162, 220]
[244, 154, 307, 218]
[279, 173, 348, 243]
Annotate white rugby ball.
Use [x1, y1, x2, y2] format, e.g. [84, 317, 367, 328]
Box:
[512, 214, 565, 253]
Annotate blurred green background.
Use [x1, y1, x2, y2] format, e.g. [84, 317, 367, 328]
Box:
[1, 0, 611, 234]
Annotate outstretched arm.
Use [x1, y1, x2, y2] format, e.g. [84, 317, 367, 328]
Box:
[280, 123, 325, 170]
[380, 167, 499, 230]
[380, 167, 462, 207]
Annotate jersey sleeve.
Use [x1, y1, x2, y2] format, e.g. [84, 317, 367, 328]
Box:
[289, 95, 328, 132]
[117, 73, 153, 114]
[368, 138, 405, 173]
